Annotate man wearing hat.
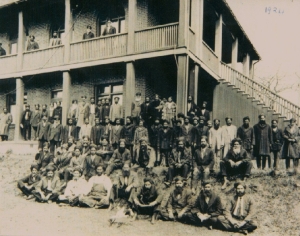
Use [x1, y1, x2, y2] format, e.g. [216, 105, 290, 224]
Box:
[222, 182, 257, 235]
[49, 31, 62, 47]
[102, 19, 116, 36]
[21, 104, 33, 141]
[199, 101, 210, 124]
[32, 165, 61, 203]
[48, 115, 63, 153]
[191, 116, 209, 151]
[0, 43, 6, 56]
[109, 97, 122, 122]
[131, 92, 143, 126]
[17, 164, 42, 200]
[133, 137, 155, 169]
[26, 35, 39, 51]
[83, 25, 95, 39]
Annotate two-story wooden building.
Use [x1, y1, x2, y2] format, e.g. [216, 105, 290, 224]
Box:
[0, 0, 299, 141]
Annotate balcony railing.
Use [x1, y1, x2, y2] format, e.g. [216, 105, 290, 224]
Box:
[220, 62, 300, 124]
[0, 54, 17, 74]
[22, 45, 64, 71]
[202, 41, 219, 74]
[135, 23, 178, 53]
[70, 33, 127, 63]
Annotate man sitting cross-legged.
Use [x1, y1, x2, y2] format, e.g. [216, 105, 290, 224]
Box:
[79, 164, 113, 208]
[57, 167, 89, 206]
[220, 138, 252, 190]
[17, 164, 42, 200]
[221, 182, 257, 235]
[32, 165, 61, 203]
[82, 144, 104, 181]
[129, 177, 163, 224]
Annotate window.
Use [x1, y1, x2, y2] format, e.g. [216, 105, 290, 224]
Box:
[99, 17, 126, 36]
[96, 83, 123, 105]
[51, 90, 63, 99]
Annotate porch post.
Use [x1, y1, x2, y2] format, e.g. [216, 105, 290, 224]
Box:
[177, 55, 189, 115]
[14, 78, 24, 141]
[62, 71, 71, 126]
[125, 61, 136, 117]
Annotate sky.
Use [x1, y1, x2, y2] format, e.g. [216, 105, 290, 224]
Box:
[226, 0, 300, 105]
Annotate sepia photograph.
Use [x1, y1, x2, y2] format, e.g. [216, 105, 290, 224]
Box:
[0, 0, 299, 235]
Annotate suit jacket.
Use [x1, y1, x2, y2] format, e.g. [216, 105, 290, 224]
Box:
[36, 176, 61, 193]
[109, 103, 122, 121]
[224, 148, 251, 163]
[191, 125, 209, 146]
[181, 124, 193, 144]
[111, 125, 123, 144]
[110, 149, 131, 165]
[35, 151, 54, 169]
[101, 105, 110, 121]
[237, 126, 255, 150]
[26, 41, 39, 51]
[36, 122, 51, 140]
[187, 102, 198, 117]
[95, 106, 103, 120]
[167, 187, 193, 213]
[157, 127, 174, 149]
[194, 147, 214, 167]
[193, 191, 223, 217]
[198, 109, 210, 122]
[18, 174, 42, 188]
[168, 148, 192, 166]
[82, 155, 104, 178]
[120, 124, 135, 145]
[134, 185, 163, 205]
[90, 125, 105, 145]
[48, 124, 63, 141]
[83, 32, 95, 40]
[54, 152, 72, 171]
[52, 106, 63, 121]
[140, 102, 152, 121]
[149, 124, 162, 147]
[62, 125, 79, 143]
[114, 171, 139, 189]
[30, 110, 41, 127]
[133, 145, 156, 168]
[21, 110, 33, 124]
[253, 123, 273, 156]
[102, 26, 116, 36]
[271, 128, 284, 152]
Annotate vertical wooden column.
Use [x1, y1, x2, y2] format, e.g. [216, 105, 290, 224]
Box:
[178, 0, 189, 47]
[198, 0, 204, 59]
[243, 53, 250, 77]
[17, 10, 25, 71]
[62, 71, 71, 126]
[127, 0, 137, 54]
[188, 63, 199, 103]
[14, 78, 24, 141]
[231, 37, 238, 70]
[64, 0, 72, 63]
[215, 14, 223, 75]
[177, 55, 189, 115]
[125, 62, 136, 117]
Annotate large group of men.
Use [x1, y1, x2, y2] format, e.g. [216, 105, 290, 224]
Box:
[14, 93, 300, 235]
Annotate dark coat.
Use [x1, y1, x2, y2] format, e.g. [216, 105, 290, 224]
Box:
[111, 125, 123, 144]
[18, 174, 42, 188]
[52, 106, 63, 121]
[157, 127, 174, 149]
[168, 147, 192, 166]
[134, 185, 163, 205]
[194, 147, 214, 167]
[167, 187, 193, 213]
[253, 123, 273, 156]
[83, 32, 95, 40]
[36, 122, 50, 140]
[101, 105, 110, 121]
[30, 110, 41, 127]
[237, 126, 255, 150]
[282, 124, 300, 159]
[90, 125, 105, 146]
[120, 124, 135, 145]
[198, 109, 210, 122]
[54, 152, 72, 171]
[149, 124, 162, 147]
[95, 106, 103, 121]
[181, 124, 193, 144]
[187, 102, 198, 117]
[191, 125, 209, 146]
[48, 124, 63, 141]
[224, 148, 251, 163]
[21, 110, 33, 124]
[150, 100, 162, 120]
[140, 102, 152, 121]
[110, 149, 131, 165]
[0, 47, 6, 56]
[102, 26, 116, 36]
[62, 125, 79, 143]
[82, 155, 104, 178]
[35, 151, 54, 170]
[192, 191, 223, 217]
[271, 128, 284, 152]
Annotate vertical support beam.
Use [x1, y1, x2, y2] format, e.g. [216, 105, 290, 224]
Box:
[178, 0, 189, 47]
[125, 62, 136, 117]
[249, 59, 254, 79]
[14, 78, 24, 141]
[177, 55, 189, 114]
[198, 0, 204, 59]
[188, 63, 199, 102]
[231, 37, 238, 70]
[17, 10, 25, 71]
[64, 0, 72, 63]
[127, 0, 137, 54]
[62, 71, 71, 126]
[215, 14, 223, 75]
[243, 53, 250, 77]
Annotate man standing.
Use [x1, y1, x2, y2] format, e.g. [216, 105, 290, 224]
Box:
[150, 94, 162, 123]
[36, 115, 50, 150]
[41, 105, 49, 121]
[102, 19, 116, 36]
[31, 104, 41, 141]
[0, 108, 12, 141]
[102, 98, 111, 122]
[21, 105, 33, 141]
[191, 116, 209, 151]
[270, 119, 284, 171]
[96, 99, 104, 123]
[49, 31, 62, 47]
[87, 97, 96, 127]
[199, 101, 210, 124]
[0, 43, 6, 56]
[237, 116, 255, 159]
[120, 116, 135, 156]
[157, 120, 174, 166]
[52, 101, 63, 123]
[111, 118, 123, 150]
[83, 25, 95, 40]
[222, 183, 257, 235]
[48, 116, 63, 153]
[222, 117, 237, 158]
[149, 118, 162, 166]
[253, 114, 273, 169]
[187, 95, 198, 118]
[90, 117, 104, 146]
[131, 92, 143, 126]
[220, 138, 252, 190]
[140, 97, 152, 127]
[79, 118, 92, 140]
[181, 116, 193, 147]
[26, 35, 39, 51]
[63, 118, 78, 143]
[109, 97, 122, 122]
[208, 119, 224, 169]
[77, 96, 89, 129]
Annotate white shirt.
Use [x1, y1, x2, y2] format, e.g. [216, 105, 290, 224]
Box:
[90, 104, 95, 114]
[233, 196, 244, 217]
[64, 178, 89, 197]
[87, 175, 112, 200]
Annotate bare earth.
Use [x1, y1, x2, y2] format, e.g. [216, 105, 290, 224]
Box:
[1, 153, 300, 236]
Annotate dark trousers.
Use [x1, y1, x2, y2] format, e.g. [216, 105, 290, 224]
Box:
[105, 162, 123, 175]
[125, 144, 134, 160]
[32, 190, 59, 202]
[167, 164, 189, 182]
[38, 137, 48, 150]
[160, 149, 171, 166]
[22, 121, 31, 140]
[271, 151, 280, 170]
[220, 160, 252, 177]
[221, 218, 257, 232]
[57, 197, 79, 206]
[256, 155, 271, 169]
[184, 213, 227, 229]
[286, 158, 299, 169]
[49, 140, 60, 153]
[32, 126, 38, 139]
[18, 185, 35, 197]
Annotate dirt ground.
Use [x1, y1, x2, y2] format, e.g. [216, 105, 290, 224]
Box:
[1, 152, 300, 236]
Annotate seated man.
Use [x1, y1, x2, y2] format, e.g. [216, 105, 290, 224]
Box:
[112, 163, 139, 201]
[129, 177, 162, 224]
[222, 182, 257, 235]
[165, 138, 192, 186]
[133, 137, 156, 169]
[96, 135, 114, 168]
[188, 181, 225, 229]
[57, 167, 89, 206]
[64, 146, 85, 183]
[105, 139, 131, 176]
[32, 165, 61, 203]
[35, 142, 54, 175]
[17, 164, 42, 200]
[192, 136, 215, 190]
[79, 164, 113, 208]
[220, 138, 253, 190]
[157, 176, 193, 222]
[82, 144, 104, 180]
[53, 144, 72, 185]
[66, 136, 76, 152]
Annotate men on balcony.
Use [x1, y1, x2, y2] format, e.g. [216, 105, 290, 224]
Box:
[0, 108, 12, 141]
[0, 43, 6, 56]
[83, 25, 94, 40]
[102, 19, 116, 36]
[21, 104, 33, 141]
[26, 35, 39, 51]
[49, 31, 62, 47]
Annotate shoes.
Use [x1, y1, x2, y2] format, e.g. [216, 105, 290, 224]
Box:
[26, 195, 35, 200]
[47, 200, 52, 204]
[239, 229, 248, 235]
[208, 225, 213, 230]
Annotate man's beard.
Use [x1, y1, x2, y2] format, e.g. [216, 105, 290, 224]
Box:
[119, 147, 125, 153]
[233, 147, 241, 154]
[174, 186, 183, 195]
[260, 120, 266, 124]
[177, 147, 184, 152]
[237, 191, 245, 197]
[97, 172, 103, 176]
[122, 170, 130, 177]
[201, 144, 206, 148]
[243, 124, 249, 128]
[204, 190, 212, 197]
